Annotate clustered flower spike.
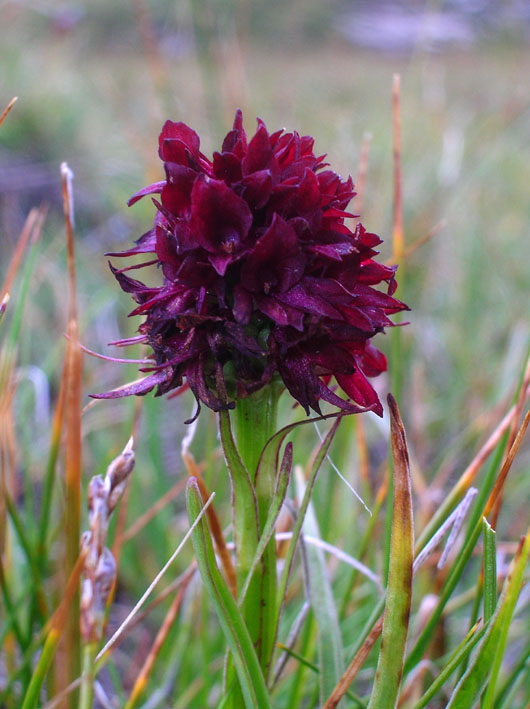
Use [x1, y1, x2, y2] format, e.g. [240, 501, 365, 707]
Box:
[95, 111, 408, 421]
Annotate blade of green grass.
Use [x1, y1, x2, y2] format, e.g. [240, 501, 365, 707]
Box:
[21, 549, 86, 709]
[277, 644, 365, 707]
[447, 527, 530, 708]
[295, 464, 344, 706]
[482, 518, 497, 622]
[273, 416, 343, 672]
[186, 477, 271, 709]
[412, 621, 486, 709]
[367, 394, 413, 709]
[405, 406, 530, 674]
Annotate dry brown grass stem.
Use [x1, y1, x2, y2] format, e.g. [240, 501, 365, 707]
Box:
[456, 384, 530, 495]
[47, 549, 88, 637]
[392, 74, 404, 263]
[109, 565, 197, 652]
[125, 572, 194, 707]
[182, 450, 237, 597]
[484, 406, 530, 520]
[490, 352, 530, 527]
[60, 161, 83, 701]
[324, 614, 385, 709]
[0, 205, 46, 302]
[0, 97, 17, 128]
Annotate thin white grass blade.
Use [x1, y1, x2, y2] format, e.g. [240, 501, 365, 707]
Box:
[275, 532, 383, 591]
[313, 422, 371, 514]
[295, 465, 344, 706]
[273, 601, 311, 685]
[413, 487, 478, 573]
[96, 492, 215, 661]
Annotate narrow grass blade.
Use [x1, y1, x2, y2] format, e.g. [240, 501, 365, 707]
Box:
[239, 442, 292, 604]
[0, 554, 29, 654]
[295, 465, 344, 706]
[21, 550, 86, 709]
[415, 397, 517, 555]
[183, 455, 237, 598]
[0, 208, 38, 303]
[125, 574, 193, 708]
[38, 360, 67, 561]
[274, 416, 343, 663]
[447, 528, 530, 708]
[325, 613, 385, 709]
[277, 644, 365, 708]
[405, 407, 530, 674]
[367, 394, 413, 709]
[186, 477, 271, 709]
[0, 96, 17, 127]
[4, 491, 47, 622]
[412, 622, 485, 709]
[254, 410, 346, 674]
[218, 410, 259, 575]
[217, 409, 261, 658]
[482, 518, 497, 622]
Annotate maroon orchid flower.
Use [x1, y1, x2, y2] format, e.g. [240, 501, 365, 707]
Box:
[93, 111, 408, 420]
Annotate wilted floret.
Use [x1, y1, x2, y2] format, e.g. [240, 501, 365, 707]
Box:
[96, 111, 408, 419]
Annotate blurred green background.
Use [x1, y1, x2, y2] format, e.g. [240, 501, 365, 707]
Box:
[1, 0, 530, 687]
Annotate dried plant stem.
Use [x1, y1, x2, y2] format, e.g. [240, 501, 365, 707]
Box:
[61, 162, 83, 706]
[490, 351, 530, 528]
[125, 576, 192, 708]
[0, 208, 38, 302]
[183, 451, 237, 597]
[0, 97, 17, 127]
[324, 615, 384, 709]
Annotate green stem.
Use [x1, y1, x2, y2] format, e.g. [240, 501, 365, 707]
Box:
[234, 384, 280, 679]
[234, 384, 280, 482]
[79, 642, 97, 709]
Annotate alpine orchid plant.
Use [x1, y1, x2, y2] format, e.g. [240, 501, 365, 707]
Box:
[97, 111, 408, 707]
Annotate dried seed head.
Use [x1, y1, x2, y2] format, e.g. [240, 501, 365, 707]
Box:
[80, 549, 117, 643]
[107, 437, 135, 514]
[80, 437, 135, 643]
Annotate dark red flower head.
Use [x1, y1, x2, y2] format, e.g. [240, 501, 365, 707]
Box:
[95, 111, 408, 420]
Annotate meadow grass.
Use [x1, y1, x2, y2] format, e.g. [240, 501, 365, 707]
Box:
[1, 5, 530, 706]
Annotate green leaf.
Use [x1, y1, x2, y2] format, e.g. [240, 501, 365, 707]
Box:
[186, 478, 271, 709]
[295, 465, 344, 706]
[412, 621, 486, 709]
[218, 410, 262, 659]
[239, 442, 292, 605]
[367, 395, 413, 709]
[447, 528, 530, 708]
[274, 416, 344, 660]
